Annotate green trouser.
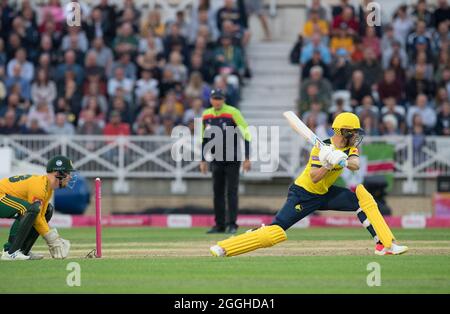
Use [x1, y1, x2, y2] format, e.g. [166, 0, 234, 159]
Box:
[0, 195, 52, 254]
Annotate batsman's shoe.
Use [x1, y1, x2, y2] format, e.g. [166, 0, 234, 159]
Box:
[1, 250, 31, 261]
[27, 251, 44, 260]
[210, 245, 226, 257]
[375, 242, 408, 256]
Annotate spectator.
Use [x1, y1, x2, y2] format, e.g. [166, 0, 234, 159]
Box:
[362, 26, 381, 60]
[135, 70, 159, 101]
[79, 97, 106, 129]
[300, 66, 333, 107]
[360, 113, 379, 136]
[110, 95, 132, 124]
[88, 37, 114, 76]
[94, 0, 116, 38]
[331, 6, 358, 36]
[113, 22, 139, 56]
[303, 9, 329, 40]
[7, 48, 34, 82]
[432, 21, 450, 55]
[302, 49, 330, 80]
[0, 109, 20, 134]
[408, 51, 434, 81]
[189, 7, 219, 44]
[165, 51, 188, 84]
[23, 118, 46, 134]
[392, 5, 414, 47]
[382, 39, 408, 70]
[77, 109, 103, 135]
[26, 101, 54, 133]
[302, 101, 328, 127]
[388, 54, 407, 88]
[107, 67, 134, 103]
[56, 50, 84, 86]
[407, 94, 436, 132]
[31, 68, 56, 106]
[85, 7, 113, 44]
[140, 10, 165, 39]
[103, 110, 131, 136]
[330, 24, 354, 56]
[350, 37, 364, 63]
[37, 34, 59, 67]
[306, 0, 328, 20]
[356, 48, 383, 88]
[330, 48, 352, 90]
[36, 53, 56, 80]
[183, 97, 204, 125]
[411, 0, 433, 29]
[134, 105, 160, 135]
[356, 95, 379, 124]
[434, 87, 449, 109]
[184, 71, 210, 104]
[299, 83, 329, 113]
[189, 51, 213, 84]
[378, 68, 403, 103]
[138, 32, 164, 56]
[110, 52, 137, 80]
[159, 90, 184, 122]
[381, 113, 400, 135]
[300, 33, 331, 65]
[5, 63, 31, 101]
[214, 35, 245, 79]
[348, 70, 371, 109]
[405, 66, 435, 102]
[381, 25, 402, 54]
[406, 20, 432, 60]
[156, 114, 176, 136]
[61, 26, 89, 53]
[331, 0, 355, 18]
[435, 101, 450, 136]
[40, 0, 65, 29]
[136, 50, 162, 82]
[0, 38, 6, 66]
[163, 23, 188, 60]
[433, 0, 450, 29]
[48, 112, 75, 135]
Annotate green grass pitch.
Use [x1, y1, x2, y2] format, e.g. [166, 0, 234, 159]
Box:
[0, 227, 449, 293]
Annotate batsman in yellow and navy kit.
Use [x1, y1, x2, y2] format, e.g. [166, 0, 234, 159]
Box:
[210, 112, 409, 257]
[0, 156, 74, 260]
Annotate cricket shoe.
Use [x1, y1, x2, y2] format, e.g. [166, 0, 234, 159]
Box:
[375, 243, 408, 256]
[1, 250, 31, 261]
[210, 245, 226, 257]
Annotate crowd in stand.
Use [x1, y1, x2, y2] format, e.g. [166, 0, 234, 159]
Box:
[292, 0, 450, 139]
[0, 0, 256, 138]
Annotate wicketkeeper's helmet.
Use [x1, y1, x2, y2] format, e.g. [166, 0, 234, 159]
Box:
[46, 155, 75, 173]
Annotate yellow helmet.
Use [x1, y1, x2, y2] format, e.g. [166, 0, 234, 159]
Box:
[332, 112, 361, 130]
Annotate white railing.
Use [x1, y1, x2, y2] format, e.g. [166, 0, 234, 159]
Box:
[1, 133, 450, 194]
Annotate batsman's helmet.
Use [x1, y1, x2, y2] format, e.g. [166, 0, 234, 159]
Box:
[46, 155, 75, 173]
[332, 112, 364, 146]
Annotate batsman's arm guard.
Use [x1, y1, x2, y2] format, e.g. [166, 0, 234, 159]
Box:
[356, 184, 395, 248]
[217, 225, 287, 257]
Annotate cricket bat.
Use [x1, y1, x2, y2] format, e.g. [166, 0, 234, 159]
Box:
[283, 111, 326, 149]
[283, 111, 347, 167]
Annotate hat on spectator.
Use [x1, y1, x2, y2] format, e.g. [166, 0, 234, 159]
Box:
[210, 89, 225, 99]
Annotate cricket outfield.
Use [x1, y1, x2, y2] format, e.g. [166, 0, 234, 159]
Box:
[0, 227, 449, 293]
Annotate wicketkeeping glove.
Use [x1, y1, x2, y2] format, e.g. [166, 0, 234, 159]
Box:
[43, 229, 70, 259]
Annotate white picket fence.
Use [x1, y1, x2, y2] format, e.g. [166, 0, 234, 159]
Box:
[1, 133, 450, 194]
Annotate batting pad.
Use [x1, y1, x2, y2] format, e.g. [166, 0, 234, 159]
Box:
[217, 225, 287, 257]
[356, 184, 395, 248]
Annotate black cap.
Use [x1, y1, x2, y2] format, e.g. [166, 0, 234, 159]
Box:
[210, 89, 225, 99]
